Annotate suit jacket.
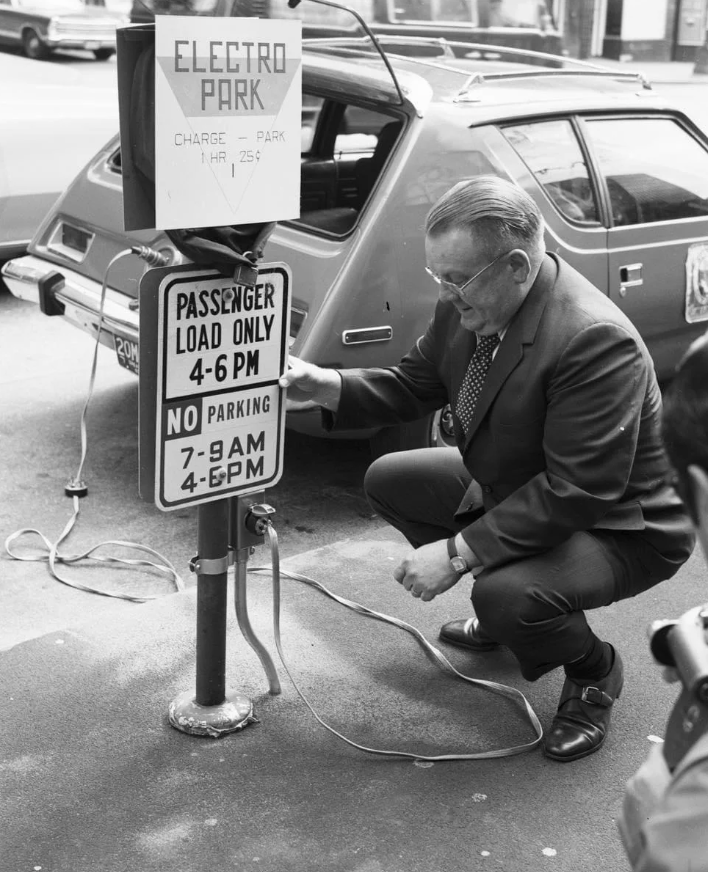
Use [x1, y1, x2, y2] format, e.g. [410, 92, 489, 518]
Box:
[329, 253, 694, 571]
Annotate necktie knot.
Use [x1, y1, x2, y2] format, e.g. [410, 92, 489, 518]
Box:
[455, 333, 500, 434]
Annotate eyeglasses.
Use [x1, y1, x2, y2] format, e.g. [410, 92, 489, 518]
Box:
[425, 250, 511, 298]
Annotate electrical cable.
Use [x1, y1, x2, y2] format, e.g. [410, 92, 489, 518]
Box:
[250, 523, 543, 761]
[5, 247, 184, 602]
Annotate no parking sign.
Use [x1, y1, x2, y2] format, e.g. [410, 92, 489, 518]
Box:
[139, 263, 291, 511]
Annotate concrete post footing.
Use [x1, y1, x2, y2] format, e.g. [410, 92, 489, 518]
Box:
[168, 688, 257, 738]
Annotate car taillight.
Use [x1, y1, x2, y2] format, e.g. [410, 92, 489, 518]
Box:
[46, 223, 95, 263]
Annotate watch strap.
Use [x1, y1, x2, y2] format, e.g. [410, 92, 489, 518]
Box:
[446, 536, 458, 561]
[447, 536, 469, 573]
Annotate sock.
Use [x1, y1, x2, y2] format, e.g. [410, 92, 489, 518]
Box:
[564, 637, 614, 682]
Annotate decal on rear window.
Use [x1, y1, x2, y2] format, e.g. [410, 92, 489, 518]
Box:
[685, 241, 708, 323]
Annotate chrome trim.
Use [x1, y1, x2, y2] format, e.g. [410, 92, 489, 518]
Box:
[2, 255, 139, 343]
[342, 326, 393, 344]
[608, 231, 708, 253]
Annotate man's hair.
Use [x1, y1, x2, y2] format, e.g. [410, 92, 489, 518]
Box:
[662, 330, 708, 513]
[425, 175, 544, 255]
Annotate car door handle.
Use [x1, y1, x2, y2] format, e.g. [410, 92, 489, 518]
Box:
[619, 263, 643, 295]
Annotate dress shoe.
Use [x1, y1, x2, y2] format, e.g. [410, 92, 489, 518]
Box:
[543, 651, 624, 762]
[439, 617, 500, 652]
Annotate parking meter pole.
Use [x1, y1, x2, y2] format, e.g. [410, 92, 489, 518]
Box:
[195, 499, 230, 706]
[168, 498, 255, 738]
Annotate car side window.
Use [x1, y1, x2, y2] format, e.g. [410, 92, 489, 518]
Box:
[295, 99, 402, 236]
[584, 116, 708, 227]
[301, 96, 324, 153]
[501, 119, 600, 225]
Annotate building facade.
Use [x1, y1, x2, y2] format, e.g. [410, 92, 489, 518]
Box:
[554, 0, 708, 61]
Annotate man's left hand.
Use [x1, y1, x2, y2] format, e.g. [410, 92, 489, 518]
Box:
[393, 540, 463, 601]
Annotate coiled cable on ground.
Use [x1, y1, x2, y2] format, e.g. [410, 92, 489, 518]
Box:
[5, 248, 184, 602]
[250, 523, 543, 761]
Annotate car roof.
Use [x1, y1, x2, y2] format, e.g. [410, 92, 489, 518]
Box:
[302, 39, 672, 121]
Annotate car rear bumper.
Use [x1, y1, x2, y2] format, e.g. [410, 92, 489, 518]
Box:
[2, 254, 138, 349]
[47, 38, 115, 51]
[2, 254, 377, 440]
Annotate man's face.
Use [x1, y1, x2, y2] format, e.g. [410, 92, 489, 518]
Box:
[424, 227, 529, 335]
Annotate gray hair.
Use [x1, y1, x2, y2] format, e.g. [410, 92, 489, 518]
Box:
[425, 175, 545, 256]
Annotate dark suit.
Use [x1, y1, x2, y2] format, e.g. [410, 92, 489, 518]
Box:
[328, 253, 695, 679]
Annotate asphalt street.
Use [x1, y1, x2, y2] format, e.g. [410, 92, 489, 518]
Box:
[2, 45, 708, 872]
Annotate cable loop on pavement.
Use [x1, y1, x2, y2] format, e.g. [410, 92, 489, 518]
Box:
[250, 524, 543, 761]
[4, 248, 185, 602]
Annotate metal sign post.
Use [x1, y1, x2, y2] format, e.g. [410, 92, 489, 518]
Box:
[139, 263, 291, 736]
[130, 12, 301, 738]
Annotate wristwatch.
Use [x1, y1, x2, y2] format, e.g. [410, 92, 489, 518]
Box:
[447, 536, 470, 575]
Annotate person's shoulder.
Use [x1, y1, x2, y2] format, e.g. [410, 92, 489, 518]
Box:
[673, 729, 708, 782]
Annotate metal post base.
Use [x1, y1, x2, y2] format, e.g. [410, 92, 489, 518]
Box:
[168, 689, 257, 738]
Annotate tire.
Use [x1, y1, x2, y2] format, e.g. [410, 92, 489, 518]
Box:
[93, 48, 115, 61]
[23, 29, 50, 61]
[369, 405, 456, 458]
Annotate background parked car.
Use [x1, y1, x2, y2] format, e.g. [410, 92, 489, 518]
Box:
[129, 0, 561, 53]
[0, 52, 118, 261]
[0, 0, 127, 60]
[5, 31, 708, 453]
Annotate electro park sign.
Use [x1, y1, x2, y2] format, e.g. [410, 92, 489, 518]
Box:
[139, 263, 291, 511]
[154, 15, 302, 230]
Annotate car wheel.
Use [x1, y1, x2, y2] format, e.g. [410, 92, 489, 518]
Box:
[93, 48, 115, 61]
[22, 29, 50, 60]
[369, 405, 457, 457]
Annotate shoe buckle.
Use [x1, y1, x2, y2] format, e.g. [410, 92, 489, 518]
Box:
[581, 686, 610, 706]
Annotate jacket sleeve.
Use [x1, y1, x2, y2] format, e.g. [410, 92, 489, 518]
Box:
[464, 321, 648, 568]
[324, 315, 449, 431]
[632, 739, 708, 872]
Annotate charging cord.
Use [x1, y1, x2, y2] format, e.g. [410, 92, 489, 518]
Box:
[251, 523, 543, 761]
[5, 247, 184, 603]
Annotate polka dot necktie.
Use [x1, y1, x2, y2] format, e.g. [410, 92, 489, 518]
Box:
[456, 333, 500, 434]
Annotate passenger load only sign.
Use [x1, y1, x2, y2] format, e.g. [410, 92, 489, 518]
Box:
[138, 263, 291, 510]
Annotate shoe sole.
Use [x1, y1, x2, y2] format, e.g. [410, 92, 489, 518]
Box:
[438, 632, 500, 653]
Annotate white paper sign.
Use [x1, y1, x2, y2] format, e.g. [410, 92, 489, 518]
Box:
[154, 16, 302, 230]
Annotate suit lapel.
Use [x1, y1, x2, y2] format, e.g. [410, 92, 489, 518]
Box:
[461, 254, 555, 451]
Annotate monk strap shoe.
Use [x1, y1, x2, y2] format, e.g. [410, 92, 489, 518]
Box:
[543, 651, 624, 763]
[438, 617, 500, 652]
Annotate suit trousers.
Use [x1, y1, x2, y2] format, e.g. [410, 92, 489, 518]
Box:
[364, 448, 672, 681]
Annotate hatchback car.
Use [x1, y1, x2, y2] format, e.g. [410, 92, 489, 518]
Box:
[5, 30, 708, 453]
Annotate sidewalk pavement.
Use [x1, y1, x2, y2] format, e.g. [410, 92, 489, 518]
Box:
[588, 56, 708, 85]
[1, 527, 704, 872]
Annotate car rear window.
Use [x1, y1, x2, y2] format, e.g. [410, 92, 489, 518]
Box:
[584, 116, 708, 227]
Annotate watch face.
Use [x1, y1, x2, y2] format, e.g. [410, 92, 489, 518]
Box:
[450, 556, 467, 573]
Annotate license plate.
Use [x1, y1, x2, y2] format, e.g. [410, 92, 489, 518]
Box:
[85, 42, 100, 50]
[115, 336, 139, 374]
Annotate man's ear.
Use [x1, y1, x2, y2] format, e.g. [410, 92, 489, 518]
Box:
[508, 249, 531, 284]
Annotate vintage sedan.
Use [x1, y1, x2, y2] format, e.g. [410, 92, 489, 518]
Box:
[0, 0, 127, 60]
[5, 33, 708, 452]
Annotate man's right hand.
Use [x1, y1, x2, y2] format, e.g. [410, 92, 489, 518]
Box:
[278, 356, 342, 411]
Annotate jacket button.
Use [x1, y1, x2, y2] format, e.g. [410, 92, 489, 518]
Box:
[482, 485, 492, 494]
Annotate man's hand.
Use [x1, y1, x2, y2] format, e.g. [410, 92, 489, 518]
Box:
[393, 540, 464, 602]
[279, 355, 342, 411]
